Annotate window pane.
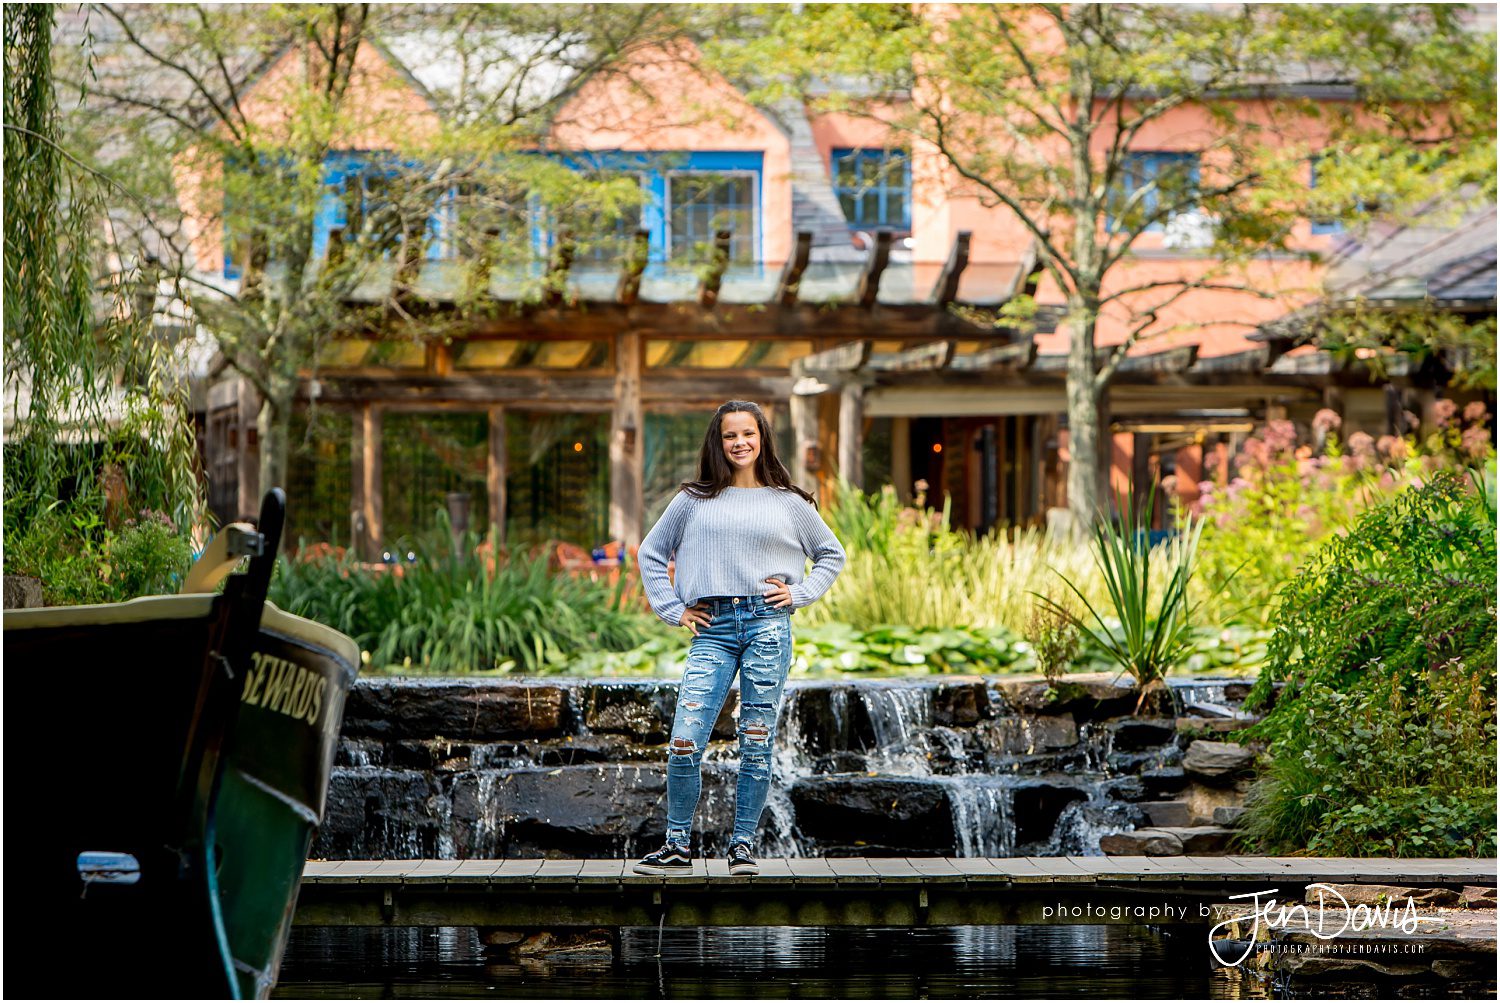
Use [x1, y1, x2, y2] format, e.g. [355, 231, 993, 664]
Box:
[286, 407, 352, 550]
[668, 174, 755, 262]
[381, 412, 490, 549]
[886, 190, 906, 226]
[504, 411, 609, 549]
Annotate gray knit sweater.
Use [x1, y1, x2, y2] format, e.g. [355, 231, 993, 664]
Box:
[638, 485, 847, 627]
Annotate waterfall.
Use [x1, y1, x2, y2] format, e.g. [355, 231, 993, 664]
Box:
[320, 675, 1249, 861]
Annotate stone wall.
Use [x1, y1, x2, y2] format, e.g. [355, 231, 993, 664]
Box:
[313, 674, 1265, 860]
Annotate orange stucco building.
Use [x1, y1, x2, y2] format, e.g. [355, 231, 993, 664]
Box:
[182, 29, 1491, 555]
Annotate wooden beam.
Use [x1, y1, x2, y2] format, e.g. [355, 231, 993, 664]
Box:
[798, 340, 871, 374]
[697, 230, 733, 308]
[777, 232, 813, 306]
[1116, 345, 1200, 376]
[357, 404, 382, 560]
[930, 231, 972, 306]
[947, 337, 1037, 372]
[789, 389, 818, 494]
[610, 331, 644, 549]
[487, 406, 506, 546]
[856, 231, 894, 308]
[868, 340, 956, 372]
[311, 373, 791, 406]
[615, 230, 649, 306]
[1018, 240, 1042, 299]
[838, 381, 864, 488]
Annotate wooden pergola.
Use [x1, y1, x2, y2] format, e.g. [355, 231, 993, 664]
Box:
[208, 226, 1469, 551]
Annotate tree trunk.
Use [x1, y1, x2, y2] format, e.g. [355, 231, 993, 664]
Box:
[1064, 302, 1108, 532]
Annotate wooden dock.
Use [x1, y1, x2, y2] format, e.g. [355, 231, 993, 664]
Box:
[294, 857, 1497, 929]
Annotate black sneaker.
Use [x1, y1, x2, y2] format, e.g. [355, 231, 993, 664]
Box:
[727, 843, 759, 876]
[633, 841, 691, 875]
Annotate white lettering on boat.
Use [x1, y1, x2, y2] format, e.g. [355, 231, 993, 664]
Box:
[243, 650, 327, 728]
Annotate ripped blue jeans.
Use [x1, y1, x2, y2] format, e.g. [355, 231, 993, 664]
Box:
[665, 594, 794, 849]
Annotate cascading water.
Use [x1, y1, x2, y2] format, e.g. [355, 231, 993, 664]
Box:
[317, 677, 1249, 860]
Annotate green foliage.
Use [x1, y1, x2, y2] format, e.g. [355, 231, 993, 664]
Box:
[1040, 491, 1205, 689]
[3, 4, 203, 596]
[1024, 602, 1081, 685]
[808, 480, 1120, 637]
[1193, 411, 1494, 629]
[1240, 470, 1498, 857]
[8, 504, 193, 606]
[269, 517, 658, 673]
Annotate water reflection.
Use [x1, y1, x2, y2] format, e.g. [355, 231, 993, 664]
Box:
[276, 924, 1269, 998]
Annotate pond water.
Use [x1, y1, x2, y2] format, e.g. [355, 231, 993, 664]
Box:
[275, 925, 1273, 999]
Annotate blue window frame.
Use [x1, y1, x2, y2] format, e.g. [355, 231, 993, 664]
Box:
[832, 148, 910, 229]
[1112, 151, 1200, 233]
[1308, 155, 1344, 235]
[226, 151, 458, 278]
[557, 150, 763, 265]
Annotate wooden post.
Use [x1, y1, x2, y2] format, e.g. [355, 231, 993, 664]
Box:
[891, 416, 911, 503]
[610, 331, 644, 548]
[838, 381, 864, 491]
[355, 404, 383, 560]
[488, 406, 507, 546]
[789, 380, 819, 496]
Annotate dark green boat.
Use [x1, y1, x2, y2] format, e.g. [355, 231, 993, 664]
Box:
[4, 489, 359, 998]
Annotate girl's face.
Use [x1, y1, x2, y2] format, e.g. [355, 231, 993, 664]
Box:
[720, 411, 761, 473]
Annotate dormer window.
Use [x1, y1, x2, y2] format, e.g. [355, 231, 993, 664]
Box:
[832, 148, 910, 230]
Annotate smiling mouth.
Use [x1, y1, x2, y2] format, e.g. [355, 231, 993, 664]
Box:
[732, 450, 751, 457]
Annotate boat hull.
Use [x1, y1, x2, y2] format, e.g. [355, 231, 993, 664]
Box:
[4, 596, 358, 998]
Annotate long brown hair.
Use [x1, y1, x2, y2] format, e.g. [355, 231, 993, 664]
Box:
[679, 400, 818, 506]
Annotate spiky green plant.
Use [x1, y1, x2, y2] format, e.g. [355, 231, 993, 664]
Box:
[1037, 490, 1205, 693]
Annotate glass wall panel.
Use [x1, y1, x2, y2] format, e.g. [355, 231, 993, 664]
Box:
[286, 407, 352, 550]
[504, 411, 609, 549]
[381, 412, 489, 549]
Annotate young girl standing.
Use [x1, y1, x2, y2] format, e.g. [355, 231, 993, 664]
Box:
[634, 401, 845, 875]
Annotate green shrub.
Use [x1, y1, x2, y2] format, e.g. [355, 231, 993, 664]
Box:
[1193, 410, 1494, 628]
[7, 502, 193, 605]
[269, 520, 660, 673]
[809, 481, 1120, 636]
[1240, 468, 1498, 857]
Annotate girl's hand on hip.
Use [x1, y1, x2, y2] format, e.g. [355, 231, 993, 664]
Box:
[679, 602, 711, 636]
[763, 578, 793, 609]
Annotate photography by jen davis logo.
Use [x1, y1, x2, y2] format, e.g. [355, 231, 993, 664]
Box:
[1208, 884, 1424, 968]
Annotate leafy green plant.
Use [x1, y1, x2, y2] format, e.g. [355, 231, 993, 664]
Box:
[1240, 469, 1498, 857]
[270, 514, 659, 673]
[102, 510, 193, 598]
[1024, 601, 1082, 687]
[809, 480, 1120, 638]
[1038, 490, 1205, 699]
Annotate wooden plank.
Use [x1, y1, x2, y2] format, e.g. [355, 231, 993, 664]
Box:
[930, 231, 971, 306]
[907, 857, 968, 883]
[868, 340, 956, 372]
[609, 330, 643, 548]
[1062, 856, 1154, 882]
[786, 857, 838, 885]
[350, 859, 413, 883]
[856, 231, 894, 308]
[872, 858, 923, 885]
[985, 857, 1064, 881]
[487, 406, 506, 545]
[491, 859, 547, 883]
[777, 232, 813, 306]
[948, 338, 1036, 372]
[799, 340, 871, 374]
[752, 858, 797, 881]
[578, 860, 625, 880]
[446, 860, 505, 883]
[531, 859, 586, 884]
[404, 860, 463, 884]
[838, 382, 863, 488]
[825, 856, 884, 886]
[1019, 857, 1094, 884]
